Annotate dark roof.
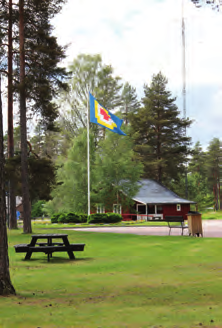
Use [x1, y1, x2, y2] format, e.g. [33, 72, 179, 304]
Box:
[132, 179, 195, 204]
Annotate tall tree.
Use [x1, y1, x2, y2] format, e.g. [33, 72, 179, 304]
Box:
[130, 72, 192, 186]
[58, 54, 123, 142]
[44, 130, 96, 215]
[189, 141, 207, 177]
[0, 74, 15, 295]
[120, 82, 140, 125]
[206, 138, 220, 210]
[19, 0, 31, 233]
[16, 0, 68, 232]
[0, 0, 17, 229]
[93, 130, 143, 210]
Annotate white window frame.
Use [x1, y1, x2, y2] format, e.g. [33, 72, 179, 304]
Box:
[113, 204, 122, 214]
[176, 204, 181, 211]
[97, 204, 105, 214]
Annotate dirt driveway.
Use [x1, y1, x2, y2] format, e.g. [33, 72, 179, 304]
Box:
[68, 220, 222, 238]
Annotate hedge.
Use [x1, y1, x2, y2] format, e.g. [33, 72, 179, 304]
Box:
[51, 212, 88, 224]
[51, 212, 122, 224]
[88, 213, 122, 224]
[51, 213, 61, 224]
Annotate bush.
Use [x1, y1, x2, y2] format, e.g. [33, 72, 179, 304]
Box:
[66, 212, 81, 223]
[88, 213, 107, 224]
[106, 212, 122, 223]
[51, 213, 61, 224]
[88, 213, 122, 224]
[79, 213, 88, 223]
[58, 213, 67, 224]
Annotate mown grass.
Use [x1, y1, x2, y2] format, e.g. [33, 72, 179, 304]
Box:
[201, 210, 222, 220]
[1, 227, 222, 327]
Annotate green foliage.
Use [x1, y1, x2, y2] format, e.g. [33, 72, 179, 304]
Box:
[58, 213, 67, 224]
[5, 155, 56, 203]
[66, 213, 81, 223]
[58, 53, 123, 142]
[130, 72, 192, 185]
[88, 213, 122, 224]
[106, 212, 123, 223]
[45, 130, 96, 214]
[170, 172, 215, 211]
[205, 138, 220, 209]
[50, 212, 88, 224]
[51, 213, 61, 224]
[78, 214, 88, 223]
[31, 200, 46, 218]
[120, 82, 140, 125]
[93, 130, 143, 208]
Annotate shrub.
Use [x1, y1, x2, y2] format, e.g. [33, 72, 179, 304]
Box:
[79, 214, 88, 223]
[88, 213, 107, 224]
[51, 213, 61, 224]
[58, 213, 67, 224]
[66, 212, 81, 223]
[106, 212, 122, 223]
[88, 213, 122, 224]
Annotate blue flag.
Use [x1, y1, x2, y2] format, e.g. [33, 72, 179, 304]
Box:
[89, 92, 126, 136]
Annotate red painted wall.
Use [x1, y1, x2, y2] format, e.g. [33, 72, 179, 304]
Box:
[121, 202, 191, 220]
[162, 204, 190, 220]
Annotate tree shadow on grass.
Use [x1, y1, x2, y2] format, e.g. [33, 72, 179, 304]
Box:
[22, 257, 93, 264]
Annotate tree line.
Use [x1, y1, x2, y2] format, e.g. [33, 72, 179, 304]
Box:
[26, 55, 221, 214]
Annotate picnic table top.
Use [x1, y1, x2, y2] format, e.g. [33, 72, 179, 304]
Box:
[31, 234, 68, 238]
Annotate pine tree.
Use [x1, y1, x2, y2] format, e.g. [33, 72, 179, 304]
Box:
[131, 72, 192, 185]
[120, 82, 140, 125]
[0, 0, 18, 230]
[0, 74, 15, 295]
[17, 0, 68, 233]
[189, 141, 207, 177]
[206, 138, 220, 210]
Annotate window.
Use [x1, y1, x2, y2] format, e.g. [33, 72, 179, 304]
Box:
[113, 204, 122, 214]
[147, 205, 155, 214]
[97, 205, 105, 213]
[157, 205, 163, 214]
[176, 204, 181, 211]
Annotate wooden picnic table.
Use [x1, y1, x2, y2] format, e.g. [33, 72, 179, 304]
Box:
[14, 234, 85, 262]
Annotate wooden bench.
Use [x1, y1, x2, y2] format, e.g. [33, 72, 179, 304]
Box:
[14, 243, 85, 262]
[165, 216, 188, 236]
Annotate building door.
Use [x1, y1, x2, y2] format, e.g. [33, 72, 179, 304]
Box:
[137, 204, 146, 220]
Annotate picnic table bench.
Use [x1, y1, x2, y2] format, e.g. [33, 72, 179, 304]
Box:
[14, 234, 85, 262]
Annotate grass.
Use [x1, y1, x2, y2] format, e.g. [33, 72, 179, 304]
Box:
[1, 227, 222, 327]
[201, 210, 222, 220]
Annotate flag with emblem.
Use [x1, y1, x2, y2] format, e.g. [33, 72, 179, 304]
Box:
[89, 92, 126, 136]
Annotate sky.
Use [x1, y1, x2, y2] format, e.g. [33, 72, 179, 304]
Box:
[51, 0, 222, 150]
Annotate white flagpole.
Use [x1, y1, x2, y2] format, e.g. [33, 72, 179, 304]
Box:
[87, 93, 90, 216]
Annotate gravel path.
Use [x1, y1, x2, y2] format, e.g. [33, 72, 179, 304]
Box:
[67, 220, 222, 238]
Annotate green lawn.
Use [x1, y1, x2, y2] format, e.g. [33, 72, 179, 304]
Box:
[1, 228, 222, 327]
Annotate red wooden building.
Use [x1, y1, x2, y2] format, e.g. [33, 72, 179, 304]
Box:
[97, 179, 195, 221]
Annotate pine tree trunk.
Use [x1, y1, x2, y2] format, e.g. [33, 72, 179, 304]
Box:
[8, 0, 17, 230]
[19, 0, 32, 233]
[0, 75, 16, 296]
